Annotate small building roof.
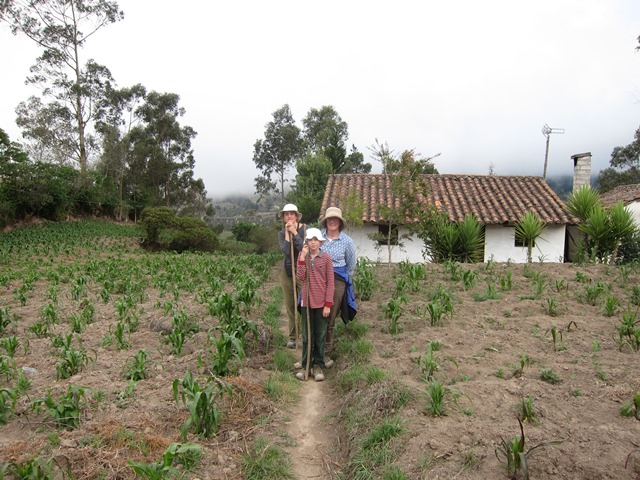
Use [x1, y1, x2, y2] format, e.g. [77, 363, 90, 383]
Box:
[599, 184, 640, 208]
[321, 173, 577, 225]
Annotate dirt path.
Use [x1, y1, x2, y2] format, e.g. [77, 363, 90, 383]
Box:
[287, 376, 336, 479]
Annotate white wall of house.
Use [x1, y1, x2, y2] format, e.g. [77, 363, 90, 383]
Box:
[627, 201, 640, 227]
[347, 224, 425, 264]
[346, 223, 567, 264]
[484, 224, 567, 263]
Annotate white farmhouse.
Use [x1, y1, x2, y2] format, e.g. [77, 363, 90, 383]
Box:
[320, 173, 577, 264]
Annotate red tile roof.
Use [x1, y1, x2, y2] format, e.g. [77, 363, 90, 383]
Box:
[599, 184, 640, 208]
[321, 174, 577, 225]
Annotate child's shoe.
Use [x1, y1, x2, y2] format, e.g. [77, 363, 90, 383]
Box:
[293, 361, 302, 369]
[324, 357, 334, 368]
[314, 368, 325, 382]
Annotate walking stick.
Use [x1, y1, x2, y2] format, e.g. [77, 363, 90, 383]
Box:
[290, 239, 299, 348]
[304, 260, 312, 380]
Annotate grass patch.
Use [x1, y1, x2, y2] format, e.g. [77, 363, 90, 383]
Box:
[263, 372, 299, 404]
[242, 437, 294, 480]
[336, 365, 386, 392]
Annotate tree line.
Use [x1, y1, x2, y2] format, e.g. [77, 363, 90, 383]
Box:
[0, 0, 209, 228]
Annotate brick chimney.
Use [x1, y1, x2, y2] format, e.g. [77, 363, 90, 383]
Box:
[571, 152, 592, 191]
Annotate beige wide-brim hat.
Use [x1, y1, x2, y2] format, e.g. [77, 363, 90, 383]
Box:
[279, 203, 302, 221]
[320, 206, 345, 231]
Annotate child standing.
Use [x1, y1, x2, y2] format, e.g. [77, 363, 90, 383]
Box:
[295, 228, 334, 382]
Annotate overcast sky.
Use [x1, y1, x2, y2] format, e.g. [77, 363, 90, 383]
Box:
[2, 0, 639, 198]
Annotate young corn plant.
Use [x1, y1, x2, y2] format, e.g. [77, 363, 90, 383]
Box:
[123, 350, 148, 381]
[0, 387, 18, 425]
[617, 306, 640, 352]
[383, 296, 406, 334]
[462, 269, 478, 290]
[172, 370, 230, 439]
[602, 295, 620, 317]
[424, 380, 462, 417]
[417, 343, 457, 382]
[545, 325, 563, 351]
[583, 281, 609, 306]
[500, 271, 513, 291]
[55, 335, 92, 380]
[353, 257, 376, 301]
[128, 442, 202, 480]
[31, 385, 88, 430]
[517, 396, 538, 424]
[542, 298, 559, 317]
[619, 391, 640, 420]
[540, 368, 561, 385]
[495, 418, 562, 480]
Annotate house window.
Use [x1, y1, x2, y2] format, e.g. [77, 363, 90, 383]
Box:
[515, 237, 535, 248]
[378, 224, 399, 246]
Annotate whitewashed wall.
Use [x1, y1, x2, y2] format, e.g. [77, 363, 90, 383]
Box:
[347, 223, 567, 264]
[484, 224, 566, 263]
[627, 201, 640, 228]
[347, 225, 425, 264]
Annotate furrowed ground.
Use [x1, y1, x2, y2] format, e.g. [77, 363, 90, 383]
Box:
[1, 220, 639, 479]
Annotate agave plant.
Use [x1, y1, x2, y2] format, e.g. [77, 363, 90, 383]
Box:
[514, 211, 547, 263]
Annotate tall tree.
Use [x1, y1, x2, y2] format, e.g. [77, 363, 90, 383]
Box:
[597, 126, 640, 192]
[288, 153, 333, 221]
[1, 0, 124, 175]
[302, 105, 370, 174]
[253, 104, 305, 204]
[0, 127, 28, 164]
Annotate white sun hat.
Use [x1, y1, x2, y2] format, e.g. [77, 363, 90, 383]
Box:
[304, 227, 326, 243]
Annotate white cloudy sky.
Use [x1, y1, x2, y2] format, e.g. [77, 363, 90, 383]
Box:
[2, 0, 639, 198]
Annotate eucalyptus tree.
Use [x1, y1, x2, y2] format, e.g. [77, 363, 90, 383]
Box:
[253, 104, 305, 204]
[1, 0, 124, 176]
[127, 91, 205, 218]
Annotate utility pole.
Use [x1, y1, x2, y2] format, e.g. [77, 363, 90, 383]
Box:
[542, 124, 565, 179]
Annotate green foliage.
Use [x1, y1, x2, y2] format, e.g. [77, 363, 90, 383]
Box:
[242, 437, 294, 480]
[517, 396, 538, 424]
[231, 222, 258, 242]
[514, 211, 547, 263]
[141, 207, 218, 252]
[253, 104, 305, 202]
[495, 418, 562, 480]
[619, 391, 640, 420]
[128, 442, 202, 480]
[0, 388, 18, 425]
[353, 257, 377, 301]
[31, 385, 88, 430]
[420, 214, 485, 263]
[0, 455, 58, 480]
[172, 370, 230, 439]
[540, 369, 561, 384]
[123, 350, 148, 381]
[567, 186, 638, 263]
[424, 380, 461, 417]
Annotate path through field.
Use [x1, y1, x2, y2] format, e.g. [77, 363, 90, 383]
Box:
[281, 322, 338, 479]
[287, 379, 335, 479]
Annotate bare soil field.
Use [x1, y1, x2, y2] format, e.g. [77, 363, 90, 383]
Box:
[1, 222, 639, 479]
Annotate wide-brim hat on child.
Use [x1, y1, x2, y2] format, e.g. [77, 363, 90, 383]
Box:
[279, 203, 302, 221]
[320, 206, 345, 231]
[304, 227, 326, 244]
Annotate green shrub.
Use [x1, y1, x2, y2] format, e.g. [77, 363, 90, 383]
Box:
[141, 207, 218, 252]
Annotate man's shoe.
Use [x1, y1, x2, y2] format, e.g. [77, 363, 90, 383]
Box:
[314, 368, 325, 382]
[286, 340, 296, 349]
[295, 371, 306, 381]
[293, 361, 302, 369]
[324, 357, 334, 368]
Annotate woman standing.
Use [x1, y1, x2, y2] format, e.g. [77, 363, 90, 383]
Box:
[320, 206, 357, 366]
[278, 204, 306, 349]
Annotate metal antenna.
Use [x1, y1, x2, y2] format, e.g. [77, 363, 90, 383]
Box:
[542, 124, 565, 179]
